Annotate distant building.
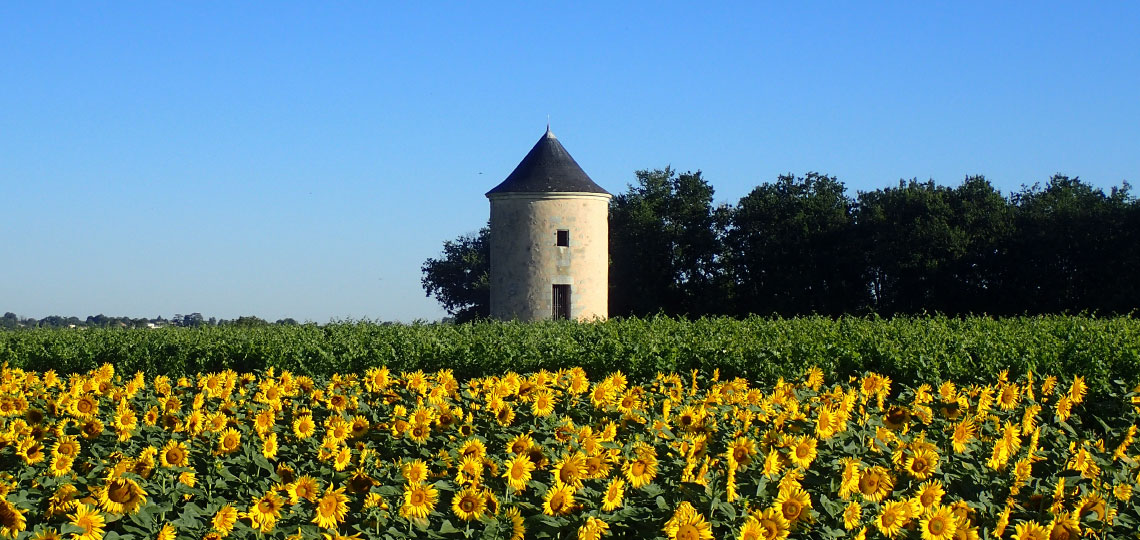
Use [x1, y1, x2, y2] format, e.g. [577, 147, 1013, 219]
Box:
[486, 128, 612, 321]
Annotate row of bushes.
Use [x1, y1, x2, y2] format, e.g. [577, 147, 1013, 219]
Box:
[2, 315, 1138, 395]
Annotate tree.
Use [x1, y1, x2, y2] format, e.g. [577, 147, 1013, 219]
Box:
[855, 180, 965, 314]
[1007, 176, 1137, 313]
[726, 173, 864, 316]
[609, 168, 729, 317]
[421, 225, 490, 323]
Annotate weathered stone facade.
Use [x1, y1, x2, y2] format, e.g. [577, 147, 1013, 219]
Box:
[488, 192, 610, 321]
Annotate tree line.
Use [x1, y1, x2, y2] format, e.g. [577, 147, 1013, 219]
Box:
[423, 169, 1139, 320]
[1, 312, 306, 330]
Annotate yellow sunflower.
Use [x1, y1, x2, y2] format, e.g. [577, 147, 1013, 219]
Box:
[919, 505, 957, 540]
[451, 487, 485, 522]
[312, 486, 349, 530]
[160, 440, 189, 468]
[728, 437, 757, 469]
[775, 485, 812, 526]
[503, 454, 536, 492]
[663, 501, 713, 540]
[874, 499, 907, 539]
[96, 477, 148, 515]
[843, 502, 862, 530]
[69, 503, 105, 540]
[532, 390, 556, 417]
[400, 482, 438, 521]
[1013, 521, 1049, 540]
[553, 452, 587, 489]
[293, 414, 316, 439]
[578, 516, 609, 540]
[622, 446, 658, 489]
[1047, 513, 1080, 540]
[262, 432, 279, 460]
[211, 505, 238, 535]
[401, 460, 429, 484]
[751, 507, 790, 540]
[504, 507, 525, 540]
[542, 484, 576, 517]
[506, 433, 533, 455]
[906, 448, 939, 480]
[787, 435, 818, 469]
[288, 476, 321, 504]
[216, 427, 241, 455]
[246, 491, 284, 533]
[858, 466, 894, 502]
[602, 478, 625, 512]
[0, 500, 27, 539]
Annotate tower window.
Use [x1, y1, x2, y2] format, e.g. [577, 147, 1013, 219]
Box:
[552, 285, 571, 320]
[556, 229, 569, 247]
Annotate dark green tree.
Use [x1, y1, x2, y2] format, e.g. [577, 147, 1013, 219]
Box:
[726, 173, 864, 316]
[1007, 176, 1137, 313]
[609, 168, 730, 317]
[855, 180, 966, 314]
[421, 225, 490, 323]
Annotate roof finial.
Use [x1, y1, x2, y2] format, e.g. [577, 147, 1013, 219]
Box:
[546, 115, 551, 134]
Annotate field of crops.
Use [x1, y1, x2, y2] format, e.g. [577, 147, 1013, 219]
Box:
[3, 316, 1139, 399]
[1, 362, 1136, 540]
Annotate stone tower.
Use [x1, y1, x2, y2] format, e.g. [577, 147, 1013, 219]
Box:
[486, 128, 612, 321]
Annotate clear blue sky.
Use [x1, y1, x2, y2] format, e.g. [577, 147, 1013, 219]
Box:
[2, 3, 1137, 322]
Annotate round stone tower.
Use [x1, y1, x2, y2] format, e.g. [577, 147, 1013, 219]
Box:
[486, 128, 612, 321]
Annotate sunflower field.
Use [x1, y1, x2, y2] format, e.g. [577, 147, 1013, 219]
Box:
[1, 362, 1139, 540]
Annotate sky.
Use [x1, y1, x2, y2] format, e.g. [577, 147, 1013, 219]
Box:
[2, 3, 1138, 323]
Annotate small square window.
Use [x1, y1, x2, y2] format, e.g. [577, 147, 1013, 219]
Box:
[556, 230, 569, 247]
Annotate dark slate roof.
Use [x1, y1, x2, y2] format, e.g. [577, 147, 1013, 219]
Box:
[486, 128, 610, 196]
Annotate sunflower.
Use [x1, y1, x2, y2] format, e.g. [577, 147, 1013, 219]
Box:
[29, 527, 61, 540]
[915, 480, 945, 510]
[815, 406, 840, 439]
[216, 427, 241, 455]
[211, 505, 238, 536]
[729, 437, 757, 469]
[622, 446, 658, 489]
[951, 419, 976, 453]
[503, 454, 536, 492]
[0, 500, 27, 539]
[532, 390, 556, 417]
[1047, 513, 1080, 540]
[80, 418, 104, 439]
[71, 396, 99, 419]
[246, 491, 284, 533]
[506, 433, 534, 455]
[52, 435, 81, 459]
[578, 516, 609, 540]
[96, 477, 147, 515]
[553, 452, 587, 489]
[919, 506, 957, 540]
[48, 454, 74, 477]
[160, 440, 189, 468]
[401, 460, 429, 484]
[858, 466, 894, 502]
[737, 517, 764, 540]
[312, 486, 349, 530]
[69, 503, 105, 540]
[542, 484, 576, 517]
[584, 454, 612, 479]
[664, 501, 713, 540]
[451, 487, 485, 522]
[408, 422, 431, 444]
[495, 404, 516, 426]
[400, 482, 438, 521]
[788, 436, 818, 469]
[288, 476, 321, 504]
[504, 507, 525, 540]
[906, 448, 939, 480]
[261, 432, 279, 460]
[874, 500, 908, 539]
[776, 485, 812, 526]
[1013, 521, 1049, 540]
[156, 523, 175, 540]
[293, 414, 316, 439]
[602, 478, 625, 512]
[843, 502, 862, 530]
[751, 507, 790, 540]
[333, 446, 353, 471]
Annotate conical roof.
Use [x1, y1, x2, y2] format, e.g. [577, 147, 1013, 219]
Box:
[486, 128, 610, 196]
